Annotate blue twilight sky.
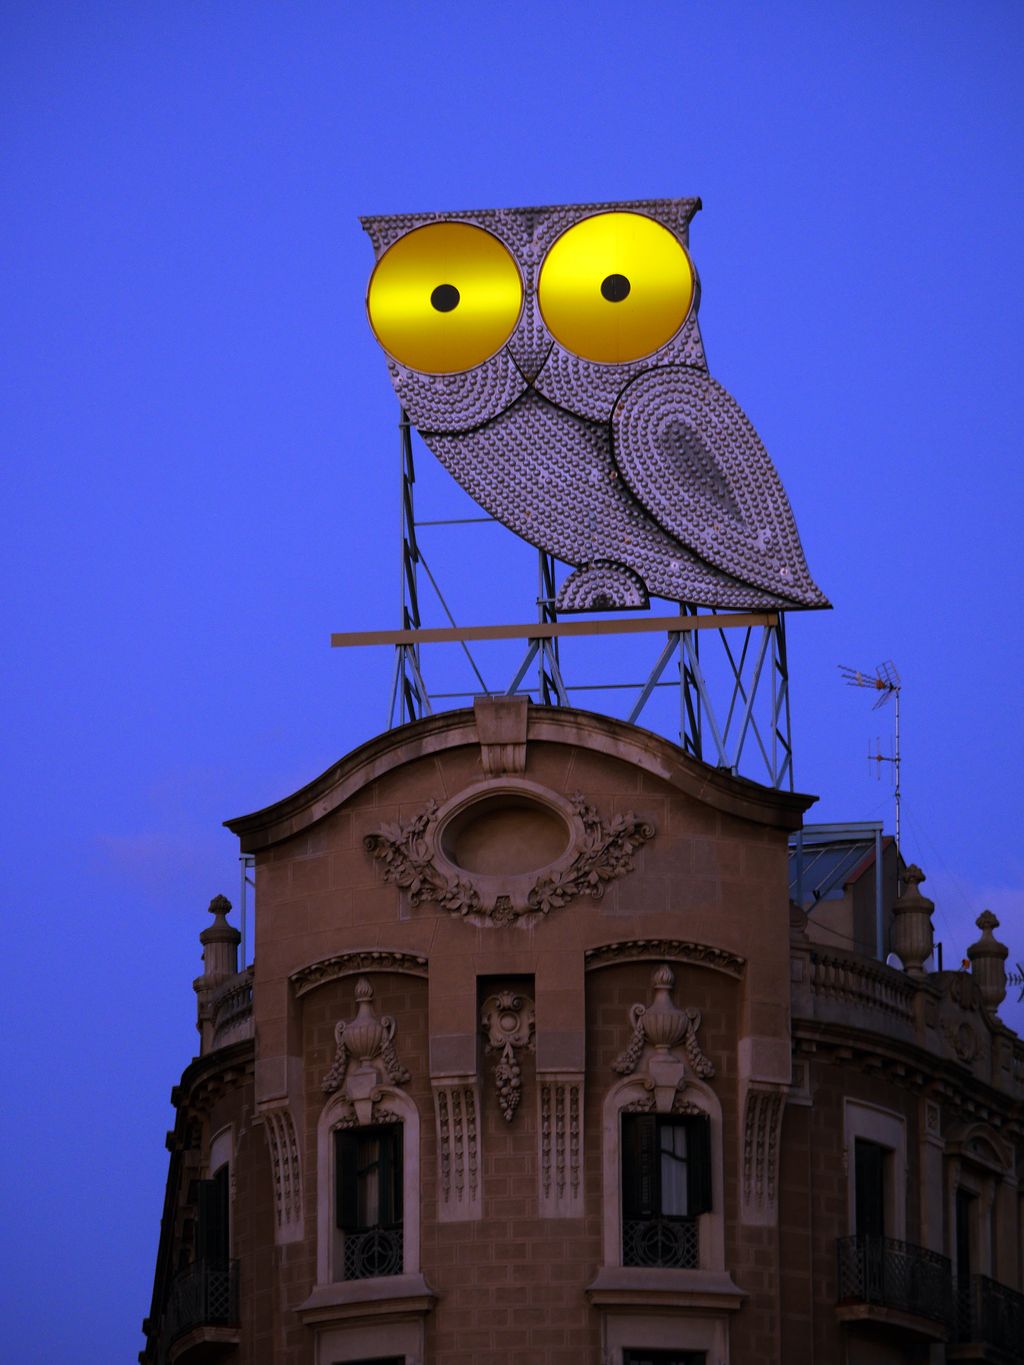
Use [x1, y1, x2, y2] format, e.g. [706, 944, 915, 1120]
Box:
[3, 2, 1023, 1359]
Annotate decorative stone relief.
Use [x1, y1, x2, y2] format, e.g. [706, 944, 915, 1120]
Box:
[291, 950, 427, 999]
[613, 965, 714, 1111]
[322, 978, 411, 1125]
[363, 787, 654, 924]
[261, 1106, 303, 1243]
[433, 1081, 481, 1221]
[585, 938, 745, 979]
[481, 990, 535, 1121]
[944, 1018, 979, 1064]
[364, 801, 482, 916]
[538, 1077, 583, 1218]
[740, 1084, 786, 1226]
[474, 695, 528, 776]
[528, 796, 655, 914]
[924, 1099, 942, 1146]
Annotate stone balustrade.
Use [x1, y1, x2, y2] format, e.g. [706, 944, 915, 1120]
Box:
[211, 969, 254, 1049]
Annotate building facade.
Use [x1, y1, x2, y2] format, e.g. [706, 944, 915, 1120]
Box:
[141, 699, 1023, 1364]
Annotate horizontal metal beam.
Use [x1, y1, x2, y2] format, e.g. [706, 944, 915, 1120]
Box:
[332, 611, 778, 648]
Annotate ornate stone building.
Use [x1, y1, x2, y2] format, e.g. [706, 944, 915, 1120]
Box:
[140, 699, 1023, 1364]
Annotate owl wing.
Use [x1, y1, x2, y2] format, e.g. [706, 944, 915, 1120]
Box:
[424, 390, 798, 611]
[611, 367, 828, 608]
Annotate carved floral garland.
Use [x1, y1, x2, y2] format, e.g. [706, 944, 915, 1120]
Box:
[363, 792, 655, 923]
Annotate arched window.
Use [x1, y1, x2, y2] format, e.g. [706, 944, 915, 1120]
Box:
[602, 1075, 725, 1273]
[316, 1086, 421, 1287]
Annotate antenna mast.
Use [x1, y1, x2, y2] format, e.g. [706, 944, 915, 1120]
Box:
[838, 661, 902, 886]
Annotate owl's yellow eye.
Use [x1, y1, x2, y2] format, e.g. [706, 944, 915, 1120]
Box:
[538, 211, 695, 364]
[367, 222, 523, 374]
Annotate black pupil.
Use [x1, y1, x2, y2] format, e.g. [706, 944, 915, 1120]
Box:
[431, 283, 460, 312]
[601, 273, 631, 303]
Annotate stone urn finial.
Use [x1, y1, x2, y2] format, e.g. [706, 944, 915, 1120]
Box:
[338, 978, 387, 1066]
[640, 965, 691, 1051]
[198, 894, 240, 978]
[891, 864, 934, 976]
[967, 910, 1008, 1011]
[612, 965, 714, 1111]
[321, 978, 410, 1121]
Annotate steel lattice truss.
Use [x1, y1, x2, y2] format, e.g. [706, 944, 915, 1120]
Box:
[385, 419, 793, 790]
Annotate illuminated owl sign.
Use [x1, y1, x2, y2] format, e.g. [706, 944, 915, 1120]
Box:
[362, 199, 827, 613]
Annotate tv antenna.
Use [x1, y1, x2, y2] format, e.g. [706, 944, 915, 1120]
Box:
[838, 661, 902, 885]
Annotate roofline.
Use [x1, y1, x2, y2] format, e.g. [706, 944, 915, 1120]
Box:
[225, 705, 815, 852]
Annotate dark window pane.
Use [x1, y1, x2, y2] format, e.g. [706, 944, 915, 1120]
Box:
[622, 1113, 711, 1220]
[336, 1124, 403, 1232]
[955, 1186, 975, 1282]
[622, 1113, 655, 1219]
[197, 1165, 229, 1266]
[854, 1139, 886, 1237]
[336, 1129, 358, 1231]
[685, 1113, 712, 1215]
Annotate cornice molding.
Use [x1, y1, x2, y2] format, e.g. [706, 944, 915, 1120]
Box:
[225, 705, 813, 852]
[586, 938, 745, 979]
[291, 950, 428, 999]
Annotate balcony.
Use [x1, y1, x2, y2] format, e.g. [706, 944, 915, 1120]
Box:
[342, 1226, 404, 1281]
[952, 1274, 1024, 1359]
[162, 1260, 239, 1362]
[836, 1235, 952, 1340]
[623, 1216, 699, 1270]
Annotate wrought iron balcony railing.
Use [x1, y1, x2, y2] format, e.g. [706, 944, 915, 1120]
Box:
[164, 1259, 239, 1344]
[836, 1235, 951, 1326]
[623, 1216, 699, 1269]
[342, 1225, 403, 1280]
[955, 1274, 1024, 1355]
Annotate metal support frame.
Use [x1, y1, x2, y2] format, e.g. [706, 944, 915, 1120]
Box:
[536, 552, 568, 706]
[388, 414, 430, 728]
[370, 410, 795, 787]
[239, 853, 255, 970]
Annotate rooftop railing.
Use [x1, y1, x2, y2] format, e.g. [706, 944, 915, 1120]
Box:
[809, 951, 916, 1024]
[211, 971, 253, 1048]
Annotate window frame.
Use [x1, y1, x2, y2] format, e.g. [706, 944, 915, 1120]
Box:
[602, 1074, 724, 1273]
[316, 1085, 421, 1287]
[843, 1100, 906, 1242]
[197, 1162, 231, 1268]
[853, 1137, 888, 1238]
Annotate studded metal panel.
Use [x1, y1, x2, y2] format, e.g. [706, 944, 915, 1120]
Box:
[389, 350, 528, 436]
[613, 367, 825, 607]
[534, 313, 707, 424]
[427, 392, 793, 610]
[361, 198, 828, 611]
[557, 561, 649, 612]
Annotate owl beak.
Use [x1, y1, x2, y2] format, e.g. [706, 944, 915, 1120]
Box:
[505, 290, 551, 383]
